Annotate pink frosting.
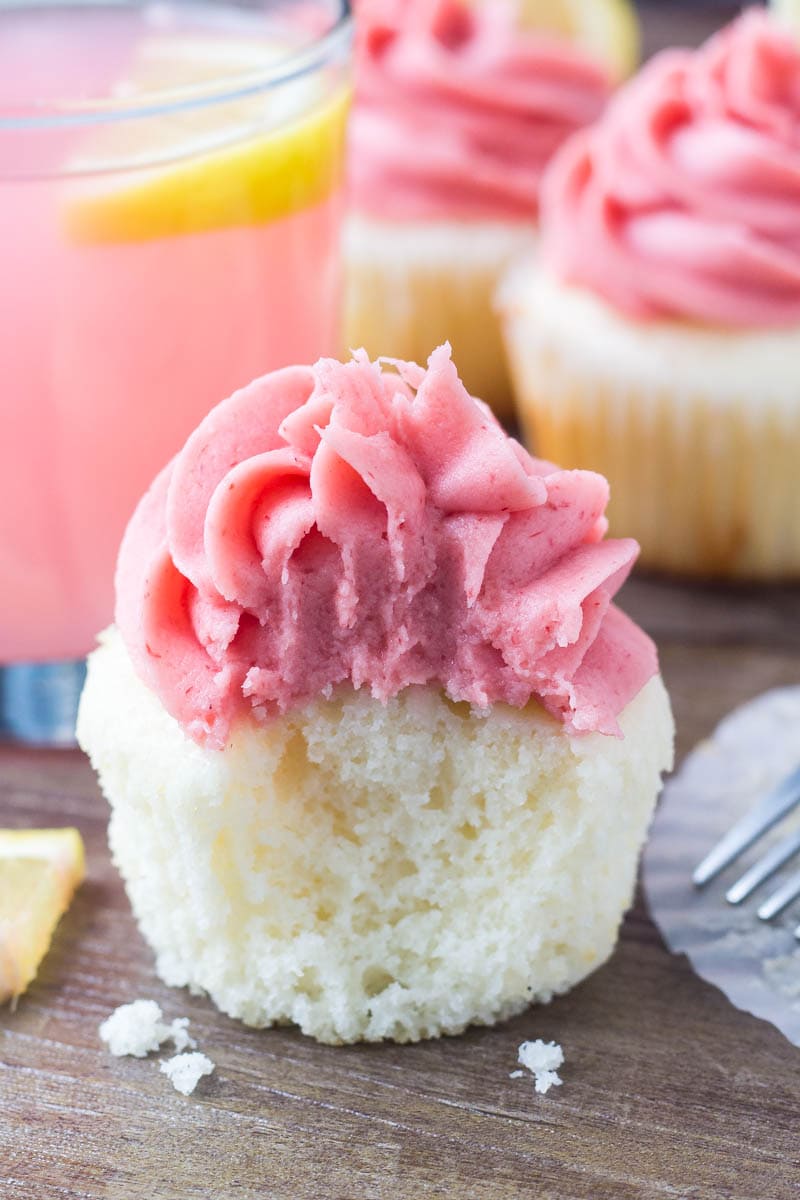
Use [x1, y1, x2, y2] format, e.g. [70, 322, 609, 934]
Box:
[349, 0, 611, 221]
[115, 347, 657, 750]
[541, 11, 800, 326]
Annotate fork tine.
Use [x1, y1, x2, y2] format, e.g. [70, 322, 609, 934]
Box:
[757, 870, 800, 921]
[726, 828, 800, 904]
[692, 764, 800, 887]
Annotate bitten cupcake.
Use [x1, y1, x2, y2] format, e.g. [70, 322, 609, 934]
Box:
[344, 0, 631, 420]
[78, 345, 673, 1045]
[501, 11, 800, 579]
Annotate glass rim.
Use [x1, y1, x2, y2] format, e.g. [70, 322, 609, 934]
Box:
[0, 0, 353, 130]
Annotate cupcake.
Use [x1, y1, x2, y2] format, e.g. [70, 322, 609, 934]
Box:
[501, 11, 800, 579]
[78, 345, 673, 1045]
[344, 0, 629, 420]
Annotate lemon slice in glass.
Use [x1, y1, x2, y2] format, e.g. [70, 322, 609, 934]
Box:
[63, 34, 350, 244]
[0, 828, 85, 1003]
[508, 0, 639, 80]
[771, 0, 800, 36]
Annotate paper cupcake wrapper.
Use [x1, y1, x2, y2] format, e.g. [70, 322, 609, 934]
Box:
[344, 215, 536, 421]
[503, 289, 800, 581]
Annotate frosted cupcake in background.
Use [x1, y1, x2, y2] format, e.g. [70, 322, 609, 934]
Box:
[344, 0, 635, 420]
[501, 11, 800, 579]
[78, 345, 673, 1045]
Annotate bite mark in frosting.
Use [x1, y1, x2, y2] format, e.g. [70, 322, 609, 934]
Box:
[349, 0, 612, 221]
[116, 347, 656, 749]
[541, 11, 800, 326]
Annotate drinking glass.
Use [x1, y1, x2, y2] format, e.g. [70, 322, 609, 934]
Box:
[0, 0, 352, 744]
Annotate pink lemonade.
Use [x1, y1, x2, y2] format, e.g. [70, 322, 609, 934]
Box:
[0, 1, 350, 662]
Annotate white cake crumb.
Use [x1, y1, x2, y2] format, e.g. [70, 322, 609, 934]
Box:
[509, 1070, 525, 1079]
[514, 1040, 564, 1095]
[518, 1039, 564, 1074]
[168, 1017, 197, 1052]
[99, 1000, 171, 1058]
[533, 1069, 562, 1095]
[99, 1000, 196, 1058]
[160, 1051, 215, 1096]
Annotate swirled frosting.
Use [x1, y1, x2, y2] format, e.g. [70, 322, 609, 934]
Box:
[349, 0, 612, 221]
[116, 347, 656, 749]
[541, 11, 800, 326]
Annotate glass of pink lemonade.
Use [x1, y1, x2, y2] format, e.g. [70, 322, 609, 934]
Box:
[0, 0, 352, 743]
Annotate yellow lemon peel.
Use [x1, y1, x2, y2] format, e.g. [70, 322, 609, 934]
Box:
[62, 33, 350, 244]
[0, 828, 85, 1003]
[770, 0, 800, 38]
[482, 0, 640, 80]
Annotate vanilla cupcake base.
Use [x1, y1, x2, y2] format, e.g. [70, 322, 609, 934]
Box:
[345, 214, 536, 420]
[500, 268, 800, 579]
[78, 628, 673, 1045]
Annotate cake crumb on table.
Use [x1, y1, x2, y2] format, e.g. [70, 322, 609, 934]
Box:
[513, 1039, 564, 1095]
[160, 1052, 215, 1096]
[99, 1000, 196, 1058]
[167, 1016, 197, 1053]
[99, 1000, 211, 1097]
[533, 1068, 562, 1095]
[99, 1000, 171, 1058]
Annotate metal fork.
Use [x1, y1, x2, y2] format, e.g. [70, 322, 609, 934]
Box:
[693, 764, 800, 936]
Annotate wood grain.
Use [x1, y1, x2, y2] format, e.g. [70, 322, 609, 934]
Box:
[2, 576, 800, 1200]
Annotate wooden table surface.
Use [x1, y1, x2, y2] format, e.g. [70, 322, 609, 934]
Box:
[3, 7, 798, 1199]
[2, 577, 800, 1200]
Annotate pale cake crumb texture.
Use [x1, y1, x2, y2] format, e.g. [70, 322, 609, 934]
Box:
[79, 627, 673, 1046]
[98, 999, 196, 1057]
[167, 1017, 197, 1053]
[534, 1069, 562, 1095]
[516, 1039, 565, 1094]
[160, 1052, 215, 1096]
[99, 1000, 170, 1058]
[518, 1039, 564, 1074]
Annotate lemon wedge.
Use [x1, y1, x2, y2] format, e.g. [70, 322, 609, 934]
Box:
[0, 828, 85, 1003]
[771, 0, 800, 36]
[63, 35, 350, 244]
[494, 0, 640, 80]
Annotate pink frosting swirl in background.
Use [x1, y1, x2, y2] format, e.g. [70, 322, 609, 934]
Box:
[541, 10, 800, 326]
[115, 347, 656, 750]
[349, 0, 612, 221]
